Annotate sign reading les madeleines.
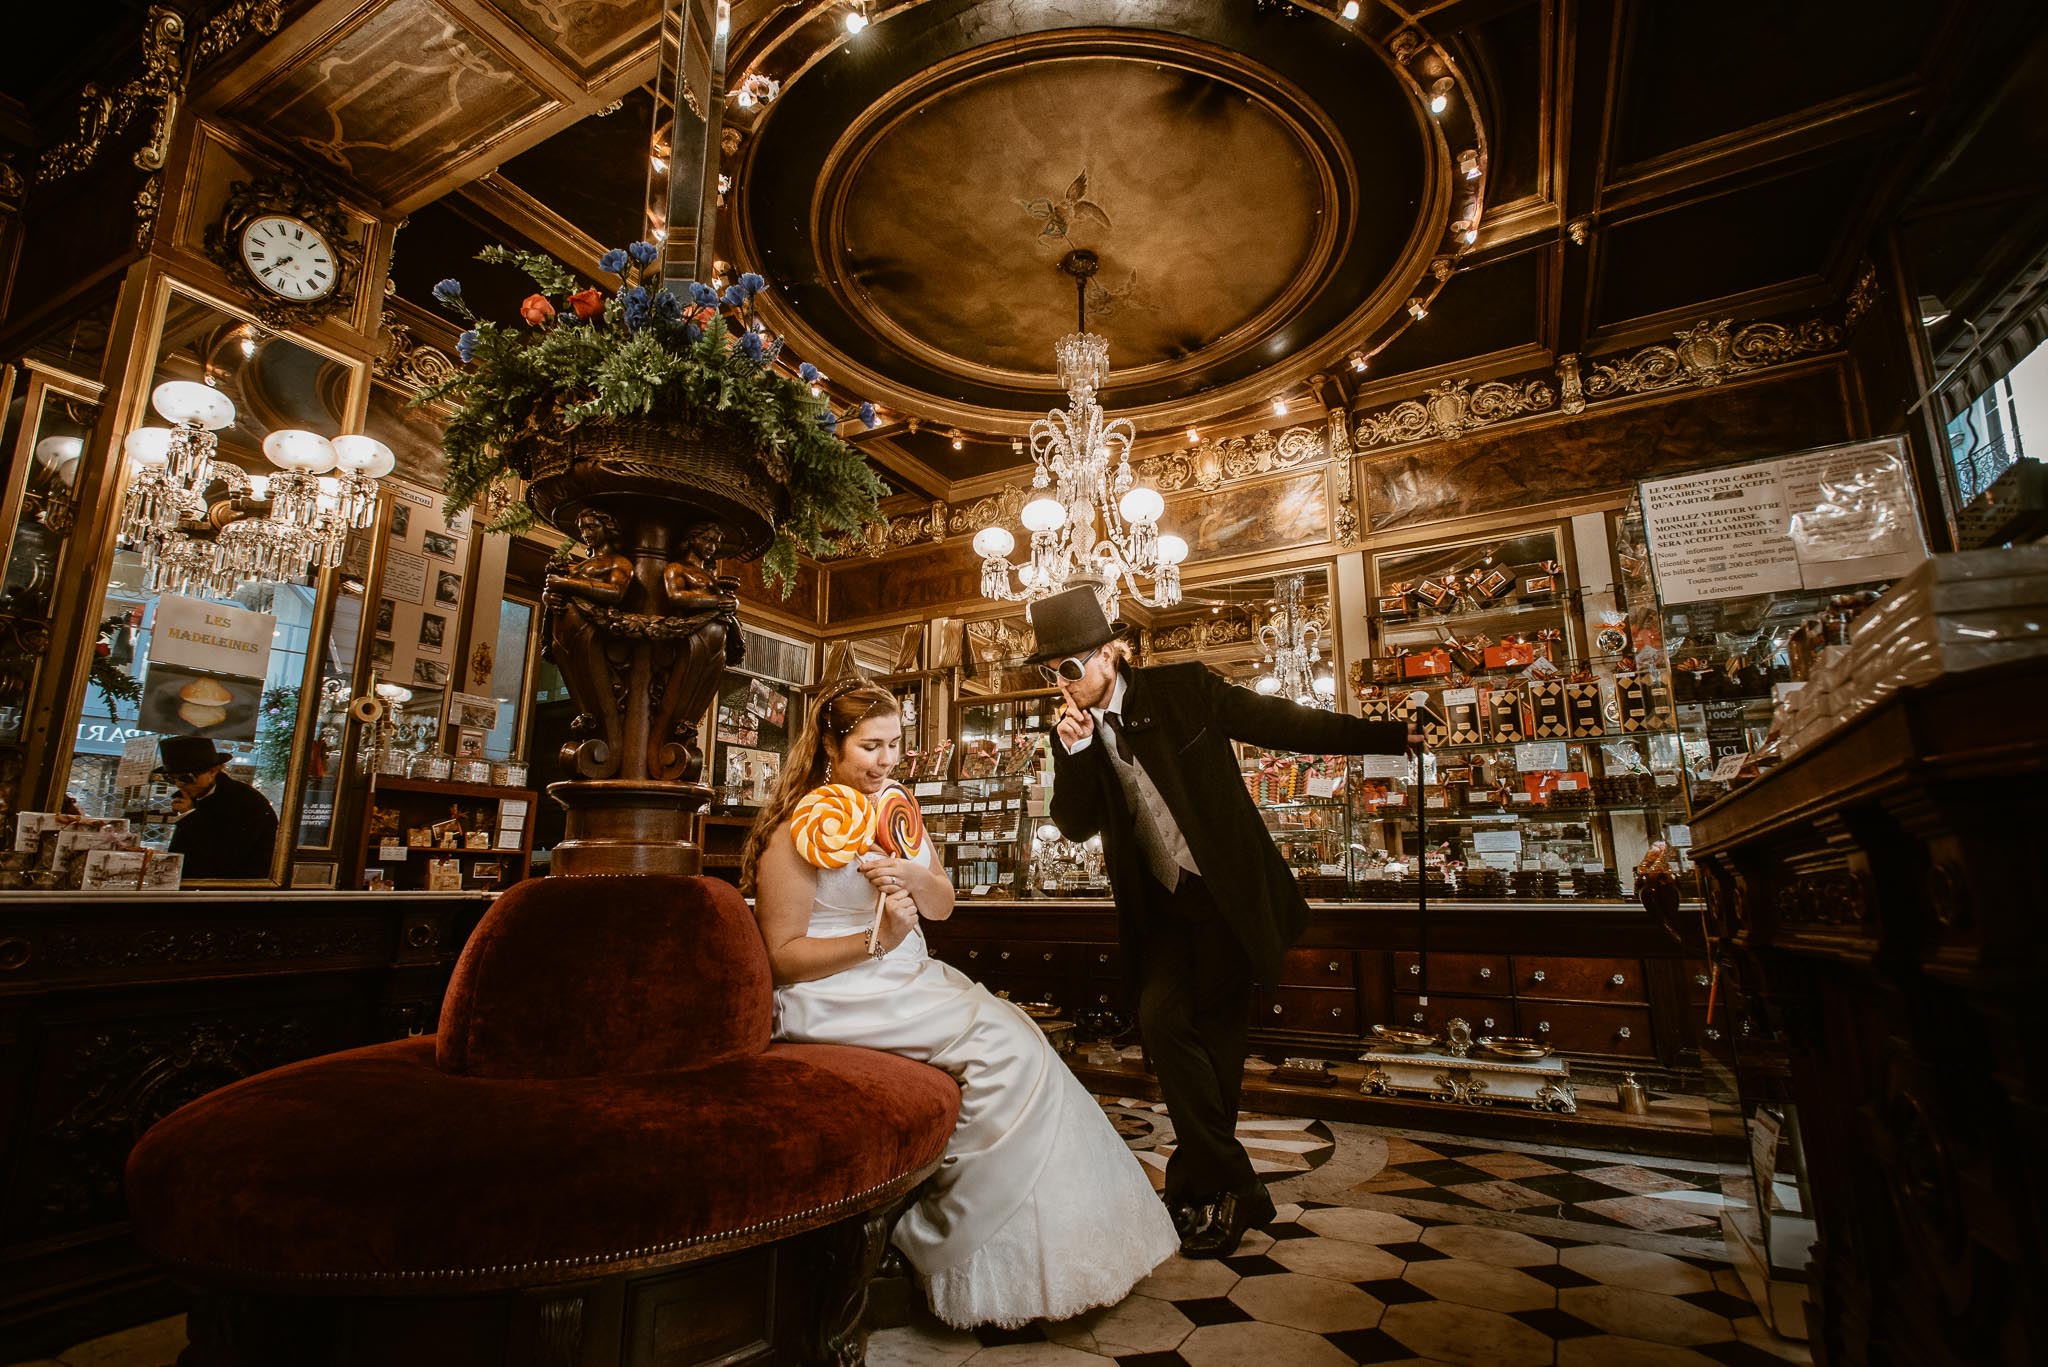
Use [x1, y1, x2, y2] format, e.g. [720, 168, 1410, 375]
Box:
[137, 595, 276, 742]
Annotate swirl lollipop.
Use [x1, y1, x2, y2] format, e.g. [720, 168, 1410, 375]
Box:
[790, 783, 877, 870]
[865, 783, 928, 953]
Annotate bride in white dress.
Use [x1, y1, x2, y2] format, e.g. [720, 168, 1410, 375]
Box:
[743, 681, 1177, 1329]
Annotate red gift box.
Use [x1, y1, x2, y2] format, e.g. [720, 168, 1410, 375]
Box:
[1403, 648, 1452, 678]
[1483, 641, 1536, 669]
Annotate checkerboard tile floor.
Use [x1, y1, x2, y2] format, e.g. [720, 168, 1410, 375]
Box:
[866, 1105, 1809, 1367]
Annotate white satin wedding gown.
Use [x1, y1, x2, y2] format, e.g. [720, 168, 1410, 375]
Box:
[773, 854, 1178, 1328]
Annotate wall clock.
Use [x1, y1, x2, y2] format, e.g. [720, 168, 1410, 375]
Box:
[203, 172, 363, 329]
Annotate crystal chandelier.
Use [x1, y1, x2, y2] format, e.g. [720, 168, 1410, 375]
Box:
[972, 251, 1186, 620]
[119, 381, 392, 600]
[1254, 574, 1336, 708]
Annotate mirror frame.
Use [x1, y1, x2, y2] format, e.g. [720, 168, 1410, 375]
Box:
[37, 271, 372, 885]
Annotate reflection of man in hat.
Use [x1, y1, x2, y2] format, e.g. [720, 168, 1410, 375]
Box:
[1032, 585, 1413, 1258]
[156, 735, 277, 880]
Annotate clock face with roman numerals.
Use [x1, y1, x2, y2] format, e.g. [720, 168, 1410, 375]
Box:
[237, 214, 339, 302]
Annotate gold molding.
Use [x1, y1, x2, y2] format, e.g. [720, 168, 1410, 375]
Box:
[372, 308, 458, 393]
[1583, 316, 1841, 399]
[1138, 423, 1329, 494]
[1353, 376, 1558, 449]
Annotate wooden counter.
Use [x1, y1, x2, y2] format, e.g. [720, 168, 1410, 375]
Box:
[922, 897, 1717, 1071]
[0, 890, 491, 1357]
[1690, 660, 2048, 1367]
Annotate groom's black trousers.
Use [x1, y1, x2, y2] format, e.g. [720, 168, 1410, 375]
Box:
[1135, 870, 1256, 1203]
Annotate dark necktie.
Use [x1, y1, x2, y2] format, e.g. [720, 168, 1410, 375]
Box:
[1102, 710, 1133, 764]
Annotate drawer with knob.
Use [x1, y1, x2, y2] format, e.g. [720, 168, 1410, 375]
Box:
[1392, 952, 1511, 997]
[1389, 994, 1512, 1037]
[1081, 944, 1123, 980]
[1517, 1001, 1654, 1058]
[1280, 947, 1357, 989]
[1255, 987, 1358, 1035]
[1685, 961, 1717, 1003]
[1511, 956, 1648, 1004]
[997, 940, 1070, 971]
[937, 939, 999, 973]
[1690, 1004, 1734, 1056]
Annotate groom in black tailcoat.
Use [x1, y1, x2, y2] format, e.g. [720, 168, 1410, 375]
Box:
[1032, 584, 1413, 1257]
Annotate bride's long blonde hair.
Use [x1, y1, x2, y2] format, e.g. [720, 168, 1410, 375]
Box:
[739, 679, 900, 894]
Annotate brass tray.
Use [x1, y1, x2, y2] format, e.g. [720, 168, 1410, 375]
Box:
[1017, 1000, 1061, 1020]
[1370, 1024, 1438, 1050]
[1478, 1035, 1553, 1060]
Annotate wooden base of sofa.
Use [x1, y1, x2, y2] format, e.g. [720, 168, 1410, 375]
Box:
[178, 1200, 908, 1367]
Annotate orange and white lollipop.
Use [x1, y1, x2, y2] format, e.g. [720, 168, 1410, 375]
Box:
[873, 782, 927, 861]
[790, 783, 877, 869]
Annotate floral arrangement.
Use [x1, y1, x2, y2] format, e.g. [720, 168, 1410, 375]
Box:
[253, 685, 299, 785]
[89, 622, 141, 717]
[420, 242, 888, 593]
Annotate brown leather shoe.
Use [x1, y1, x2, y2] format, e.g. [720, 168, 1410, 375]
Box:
[1179, 1181, 1275, 1259]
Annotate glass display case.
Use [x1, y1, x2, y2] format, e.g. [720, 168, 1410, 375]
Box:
[1348, 519, 1687, 900]
[925, 690, 1063, 896]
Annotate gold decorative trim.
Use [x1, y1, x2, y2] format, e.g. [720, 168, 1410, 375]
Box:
[945, 486, 1028, 540]
[1330, 414, 1359, 545]
[1144, 615, 1254, 654]
[1557, 353, 1585, 415]
[373, 310, 457, 392]
[1352, 376, 1557, 449]
[1137, 424, 1327, 495]
[1584, 317, 1841, 399]
[1843, 258, 1879, 331]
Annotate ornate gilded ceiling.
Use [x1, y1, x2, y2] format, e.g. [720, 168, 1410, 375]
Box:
[6, 0, 2042, 501]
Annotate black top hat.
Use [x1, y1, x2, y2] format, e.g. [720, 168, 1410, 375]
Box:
[155, 735, 234, 776]
[1026, 585, 1125, 664]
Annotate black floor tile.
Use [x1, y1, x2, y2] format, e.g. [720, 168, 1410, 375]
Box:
[1677, 1251, 1733, 1270]
[974, 1321, 1047, 1346]
[1266, 1223, 1316, 1240]
[1515, 1173, 1639, 1203]
[1379, 1240, 1450, 1262]
[1323, 1327, 1426, 1362]
[1174, 1296, 1253, 1326]
[1512, 1307, 1603, 1339]
[1223, 1253, 1290, 1277]
[1115, 1354, 1190, 1367]
[1294, 1199, 1334, 1210]
[1682, 1289, 1760, 1318]
[1388, 1185, 1478, 1206]
[1524, 1262, 1601, 1289]
[1532, 1233, 1593, 1248]
[1697, 1340, 1805, 1366]
[1356, 1276, 1435, 1304]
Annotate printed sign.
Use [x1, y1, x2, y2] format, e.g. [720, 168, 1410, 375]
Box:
[140, 595, 274, 742]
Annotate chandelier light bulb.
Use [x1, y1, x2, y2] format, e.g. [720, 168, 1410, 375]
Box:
[35, 435, 83, 471]
[972, 526, 1015, 560]
[845, 6, 867, 33]
[262, 429, 337, 473]
[1313, 672, 1337, 697]
[239, 335, 258, 358]
[331, 435, 395, 477]
[152, 380, 236, 430]
[1429, 78, 1453, 115]
[1254, 676, 1282, 696]
[247, 473, 271, 499]
[1342, 0, 1361, 18]
[1118, 486, 1164, 526]
[1272, 397, 1289, 417]
[1156, 533, 1189, 566]
[1185, 427, 1199, 444]
[1021, 496, 1067, 533]
[123, 428, 174, 467]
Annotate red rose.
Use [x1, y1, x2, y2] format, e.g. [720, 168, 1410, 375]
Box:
[95, 640, 111, 657]
[567, 288, 604, 320]
[519, 293, 556, 326]
[684, 304, 718, 329]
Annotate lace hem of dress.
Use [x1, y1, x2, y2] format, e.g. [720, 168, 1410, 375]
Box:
[917, 1184, 1179, 1330]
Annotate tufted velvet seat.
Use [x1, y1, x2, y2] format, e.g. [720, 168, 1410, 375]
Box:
[124, 875, 959, 1363]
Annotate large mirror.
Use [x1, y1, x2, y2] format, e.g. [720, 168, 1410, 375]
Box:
[1141, 565, 1336, 702]
[57, 284, 365, 883]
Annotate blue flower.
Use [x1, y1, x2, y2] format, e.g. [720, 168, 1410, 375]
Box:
[739, 331, 765, 361]
[433, 278, 463, 304]
[682, 323, 702, 344]
[818, 409, 839, 433]
[598, 249, 629, 275]
[689, 282, 720, 307]
[798, 362, 820, 382]
[739, 272, 766, 297]
[722, 284, 747, 309]
[627, 241, 659, 266]
[457, 329, 478, 363]
[859, 401, 879, 429]
[620, 285, 652, 332]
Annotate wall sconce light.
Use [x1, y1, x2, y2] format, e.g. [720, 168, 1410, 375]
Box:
[1428, 78, 1453, 115]
[1407, 297, 1429, 320]
[1458, 149, 1481, 180]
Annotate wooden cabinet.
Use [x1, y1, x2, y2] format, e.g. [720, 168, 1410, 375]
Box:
[1393, 993, 1513, 1036]
[1394, 951, 1509, 996]
[1514, 955, 1647, 1004]
[351, 776, 536, 892]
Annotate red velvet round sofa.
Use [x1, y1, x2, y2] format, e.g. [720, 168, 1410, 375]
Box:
[125, 874, 960, 1366]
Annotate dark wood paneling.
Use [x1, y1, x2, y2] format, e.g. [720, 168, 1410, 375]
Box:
[826, 543, 981, 623]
